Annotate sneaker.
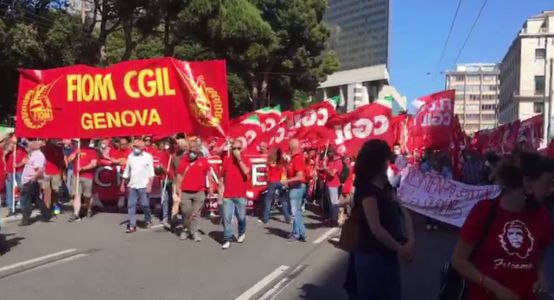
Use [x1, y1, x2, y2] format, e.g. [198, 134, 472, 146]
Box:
[299, 236, 307, 243]
[209, 211, 216, 218]
[68, 214, 81, 223]
[192, 233, 202, 242]
[126, 226, 136, 233]
[144, 221, 152, 229]
[162, 220, 171, 230]
[288, 235, 299, 243]
[237, 234, 246, 243]
[222, 241, 230, 249]
[179, 231, 188, 240]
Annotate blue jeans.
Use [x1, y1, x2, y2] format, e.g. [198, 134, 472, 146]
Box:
[127, 188, 151, 227]
[547, 243, 554, 299]
[289, 184, 307, 239]
[222, 198, 247, 242]
[328, 186, 339, 221]
[4, 172, 22, 212]
[262, 182, 290, 224]
[352, 251, 400, 300]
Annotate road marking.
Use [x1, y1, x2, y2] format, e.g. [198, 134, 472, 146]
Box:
[235, 265, 290, 300]
[149, 224, 164, 230]
[313, 228, 338, 244]
[0, 249, 77, 273]
[15, 254, 87, 277]
[258, 264, 307, 300]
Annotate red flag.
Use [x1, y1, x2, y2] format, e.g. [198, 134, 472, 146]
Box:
[228, 114, 263, 152]
[327, 103, 394, 157]
[411, 90, 455, 150]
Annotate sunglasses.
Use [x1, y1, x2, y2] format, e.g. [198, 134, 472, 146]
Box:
[232, 147, 242, 151]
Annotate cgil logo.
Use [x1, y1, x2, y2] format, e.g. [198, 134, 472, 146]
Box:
[334, 115, 389, 145]
[291, 107, 329, 129]
[421, 99, 453, 127]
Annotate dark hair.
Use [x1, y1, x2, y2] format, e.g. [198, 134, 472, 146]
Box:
[485, 151, 500, 166]
[495, 161, 523, 190]
[354, 140, 391, 186]
[520, 152, 554, 179]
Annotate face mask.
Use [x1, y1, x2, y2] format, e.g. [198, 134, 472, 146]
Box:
[164, 144, 170, 150]
[394, 149, 401, 155]
[133, 148, 142, 156]
[189, 152, 198, 161]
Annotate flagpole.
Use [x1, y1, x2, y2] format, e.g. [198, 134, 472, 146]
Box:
[11, 143, 16, 213]
[75, 139, 81, 209]
[160, 156, 172, 205]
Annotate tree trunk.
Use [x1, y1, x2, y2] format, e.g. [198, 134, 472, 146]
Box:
[121, 17, 134, 61]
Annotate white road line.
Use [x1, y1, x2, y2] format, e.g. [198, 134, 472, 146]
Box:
[149, 224, 164, 229]
[235, 265, 290, 300]
[0, 249, 77, 273]
[16, 254, 87, 276]
[258, 265, 305, 300]
[313, 228, 338, 244]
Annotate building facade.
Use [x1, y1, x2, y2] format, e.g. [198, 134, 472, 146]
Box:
[499, 10, 554, 126]
[446, 64, 500, 133]
[317, 0, 395, 112]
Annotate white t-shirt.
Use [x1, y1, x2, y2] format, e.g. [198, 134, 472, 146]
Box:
[122, 152, 155, 189]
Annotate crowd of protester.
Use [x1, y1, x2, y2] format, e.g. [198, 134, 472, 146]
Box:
[1, 132, 554, 300]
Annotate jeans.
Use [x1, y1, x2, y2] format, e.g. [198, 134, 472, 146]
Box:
[127, 188, 151, 227]
[222, 198, 247, 242]
[161, 182, 173, 221]
[62, 170, 73, 203]
[4, 172, 22, 211]
[289, 184, 307, 239]
[352, 250, 400, 300]
[262, 182, 290, 224]
[328, 186, 339, 222]
[547, 243, 554, 299]
[20, 181, 50, 223]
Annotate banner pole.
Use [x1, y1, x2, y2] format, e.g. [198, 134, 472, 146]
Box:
[75, 139, 81, 208]
[11, 143, 16, 214]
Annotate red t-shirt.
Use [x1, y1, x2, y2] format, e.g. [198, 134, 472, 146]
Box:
[0, 149, 4, 192]
[72, 147, 99, 179]
[42, 144, 64, 175]
[287, 153, 306, 185]
[177, 156, 210, 192]
[221, 154, 251, 198]
[460, 200, 552, 300]
[326, 159, 342, 188]
[267, 163, 284, 183]
[341, 164, 355, 195]
[5, 147, 27, 173]
[111, 148, 132, 169]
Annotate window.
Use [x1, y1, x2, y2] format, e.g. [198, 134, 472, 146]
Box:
[469, 94, 481, 101]
[452, 75, 464, 82]
[481, 104, 496, 111]
[536, 48, 546, 59]
[455, 94, 464, 100]
[535, 76, 545, 94]
[486, 85, 497, 92]
[483, 75, 497, 81]
[465, 114, 480, 120]
[465, 85, 480, 92]
[534, 102, 544, 113]
[467, 75, 480, 82]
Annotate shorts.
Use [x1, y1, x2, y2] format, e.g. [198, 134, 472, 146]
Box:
[41, 174, 63, 191]
[71, 177, 93, 198]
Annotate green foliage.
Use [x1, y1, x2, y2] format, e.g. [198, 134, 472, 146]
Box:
[0, 0, 338, 121]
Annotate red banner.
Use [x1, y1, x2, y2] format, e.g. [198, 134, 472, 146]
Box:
[411, 90, 455, 150]
[327, 103, 394, 156]
[16, 58, 229, 138]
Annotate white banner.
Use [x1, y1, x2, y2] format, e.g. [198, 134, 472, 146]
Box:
[398, 168, 501, 227]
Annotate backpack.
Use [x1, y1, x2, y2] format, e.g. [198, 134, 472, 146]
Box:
[339, 160, 350, 184]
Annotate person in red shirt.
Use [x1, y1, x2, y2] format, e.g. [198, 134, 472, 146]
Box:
[111, 137, 132, 211]
[3, 134, 28, 216]
[338, 156, 355, 226]
[284, 139, 307, 242]
[173, 138, 213, 242]
[318, 148, 342, 226]
[41, 140, 65, 212]
[261, 148, 290, 224]
[67, 139, 99, 222]
[219, 139, 251, 250]
[452, 161, 552, 300]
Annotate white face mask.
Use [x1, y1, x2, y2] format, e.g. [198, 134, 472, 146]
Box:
[164, 144, 170, 150]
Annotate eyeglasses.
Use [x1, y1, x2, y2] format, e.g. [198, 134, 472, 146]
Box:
[232, 147, 242, 151]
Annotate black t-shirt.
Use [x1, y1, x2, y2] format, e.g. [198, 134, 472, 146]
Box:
[354, 183, 406, 256]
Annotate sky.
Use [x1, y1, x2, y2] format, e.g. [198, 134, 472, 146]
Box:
[389, 0, 554, 111]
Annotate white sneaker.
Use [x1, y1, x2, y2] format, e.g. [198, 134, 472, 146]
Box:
[237, 234, 246, 243]
[222, 241, 230, 249]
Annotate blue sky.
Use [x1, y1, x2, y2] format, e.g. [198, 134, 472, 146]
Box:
[390, 0, 553, 110]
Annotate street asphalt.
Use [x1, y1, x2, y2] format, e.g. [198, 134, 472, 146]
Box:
[0, 205, 459, 300]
